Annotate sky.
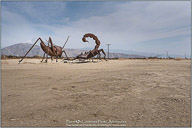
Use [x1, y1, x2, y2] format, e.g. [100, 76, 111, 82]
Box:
[1, 1, 191, 56]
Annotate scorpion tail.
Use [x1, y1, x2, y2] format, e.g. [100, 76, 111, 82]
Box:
[82, 33, 100, 49]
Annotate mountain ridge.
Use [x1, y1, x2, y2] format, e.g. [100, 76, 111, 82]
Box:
[80, 47, 187, 58]
[1, 43, 146, 59]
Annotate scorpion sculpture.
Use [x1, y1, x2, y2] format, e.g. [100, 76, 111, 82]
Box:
[76, 33, 106, 60]
[19, 36, 69, 63]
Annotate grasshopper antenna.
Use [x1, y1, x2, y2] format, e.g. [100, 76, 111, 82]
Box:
[62, 36, 70, 49]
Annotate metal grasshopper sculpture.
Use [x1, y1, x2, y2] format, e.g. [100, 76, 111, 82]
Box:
[19, 36, 69, 63]
[76, 33, 106, 60]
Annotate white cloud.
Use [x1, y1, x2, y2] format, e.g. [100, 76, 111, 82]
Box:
[1, 1, 191, 55]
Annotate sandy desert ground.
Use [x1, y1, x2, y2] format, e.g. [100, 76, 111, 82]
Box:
[1, 58, 191, 127]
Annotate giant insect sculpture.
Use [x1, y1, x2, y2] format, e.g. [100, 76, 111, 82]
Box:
[76, 33, 106, 60]
[19, 36, 69, 63]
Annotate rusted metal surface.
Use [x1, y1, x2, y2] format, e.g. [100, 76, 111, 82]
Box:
[76, 33, 106, 60]
[19, 36, 69, 63]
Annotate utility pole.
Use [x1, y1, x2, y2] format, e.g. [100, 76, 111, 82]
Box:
[166, 51, 169, 59]
[185, 53, 187, 59]
[106, 44, 111, 59]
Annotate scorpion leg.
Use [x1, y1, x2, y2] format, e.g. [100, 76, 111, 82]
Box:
[98, 49, 106, 60]
[97, 50, 101, 60]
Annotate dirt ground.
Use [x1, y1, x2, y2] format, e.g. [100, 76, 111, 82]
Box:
[1, 59, 191, 127]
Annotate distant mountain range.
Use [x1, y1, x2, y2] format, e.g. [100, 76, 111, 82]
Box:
[80, 47, 188, 58]
[1, 43, 146, 59]
[1, 43, 188, 58]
